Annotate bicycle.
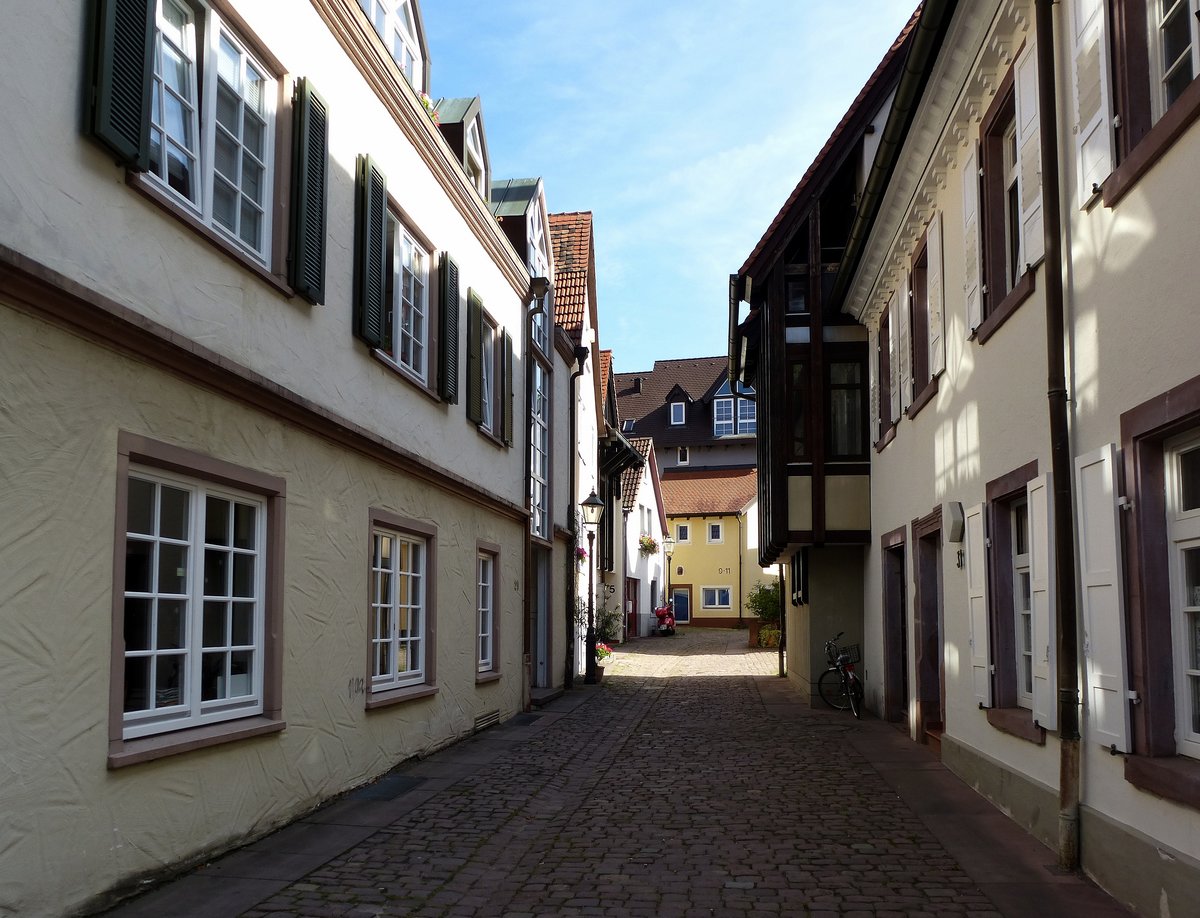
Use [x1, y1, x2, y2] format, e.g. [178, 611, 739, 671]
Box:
[817, 632, 864, 719]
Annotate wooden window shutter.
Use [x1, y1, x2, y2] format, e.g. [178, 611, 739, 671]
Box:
[1027, 473, 1058, 730]
[438, 253, 460, 403]
[1014, 39, 1045, 268]
[1071, 0, 1115, 204]
[353, 155, 387, 348]
[965, 503, 993, 708]
[1075, 444, 1132, 752]
[926, 211, 946, 375]
[288, 78, 329, 305]
[898, 280, 913, 413]
[501, 331, 514, 446]
[887, 291, 901, 424]
[962, 141, 983, 333]
[466, 290, 483, 424]
[868, 326, 880, 442]
[86, 0, 155, 169]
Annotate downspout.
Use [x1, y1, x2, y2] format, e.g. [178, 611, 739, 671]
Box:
[737, 512, 744, 628]
[777, 562, 786, 678]
[1034, 0, 1081, 871]
[622, 509, 630, 638]
[565, 345, 589, 690]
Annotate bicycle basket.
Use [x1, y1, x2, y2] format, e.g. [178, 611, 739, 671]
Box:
[838, 644, 862, 665]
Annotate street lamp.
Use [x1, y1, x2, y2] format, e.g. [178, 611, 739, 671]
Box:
[580, 489, 605, 684]
[662, 534, 675, 609]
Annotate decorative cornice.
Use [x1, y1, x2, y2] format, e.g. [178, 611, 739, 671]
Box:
[308, 0, 530, 298]
[847, 1, 1033, 326]
[0, 245, 529, 524]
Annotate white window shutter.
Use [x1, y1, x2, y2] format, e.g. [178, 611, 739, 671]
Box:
[898, 283, 912, 413]
[1075, 443, 1132, 752]
[869, 325, 880, 441]
[966, 502, 992, 707]
[1015, 39, 1045, 269]
[1027, 473, 1058, 731]
[888, 291, 901, 423]
[1071, 0, 1115, 204]
[962, 142, 983, 333]
[927, 211, 945, 375]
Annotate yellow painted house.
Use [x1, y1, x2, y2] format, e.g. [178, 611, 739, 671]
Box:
[661, 468, 775, 626]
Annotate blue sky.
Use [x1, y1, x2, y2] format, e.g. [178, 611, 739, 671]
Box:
[421, 1, 918, 375]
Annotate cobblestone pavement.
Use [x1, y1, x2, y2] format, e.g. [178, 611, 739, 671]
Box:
[111, 629, 1129, 917]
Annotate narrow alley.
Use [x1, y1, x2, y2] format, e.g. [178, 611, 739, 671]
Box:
[107, 630, 1128, 917]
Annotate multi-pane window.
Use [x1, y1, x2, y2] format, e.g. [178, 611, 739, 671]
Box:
[357, 0, 424, 90]
[465, 119, 487, 198]
[708, 522, 723, 543]
[713, 382, 757, 437]
[1002, 119, 1021, 293]
[1012, 499, 1034, 710]
[828, 360, 867, 459]
[670, 402, 685, 425]
[677, 446, 689, 465]
[480, 317, 497, 433]
[149, 0, 275, 262]
[123, 470, 265, 738]
[702, 587, 731, 608]
[477, 553, 494, 672]
[530, 362, 550, 539]
[370, 529, 426, 690]
[676, 523, 690, 543]
[1168, 437, 1200, 758]
[1151, 0, 1200, 118]
[529, 197, 551, 354]
[713, 398, 734, 436]
[738, 399, 757, 434]
[384, 215, 430, 382]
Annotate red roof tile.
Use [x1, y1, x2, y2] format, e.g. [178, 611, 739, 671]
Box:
[599, 349, 613, 401]
[620, 437, 654, 513]
[550, 212, 593, 341]
[660, 468, 758, 516]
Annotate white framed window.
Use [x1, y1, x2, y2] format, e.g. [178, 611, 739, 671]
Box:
[1012, 499, 1034, 710]
[384, 214, 430, 382]
[122, 468, 267, 739]
[528, 196, 551, 354]
[480, 316, 497, 432]
[149, 0, 276, 263]
[477, 552, 495, 672]
[370, 527, 427, 691]
[1002, 119, 1021, 292]
[670, 401, 685, 425]
[738, 398, 756, 434]
[708, 522, 723, 544]
[465, 118, 487, 198]
[530, 361, 550, 539]
[701, 587, 732, 609]
[358, 0, 424, 90]
[622, 418, 635, 434]
[677, 446, 689, 465]
[1149, 0, 1200, 120]
[676, 523, 690, 543]
[713, 398, 734, 436]
[1167, 434, 1200, 758]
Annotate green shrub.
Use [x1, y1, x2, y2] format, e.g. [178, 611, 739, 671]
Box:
[745, 580, 781, 625]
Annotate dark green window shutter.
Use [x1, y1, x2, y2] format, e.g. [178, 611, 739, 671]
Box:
[86, 0, 155, 169]
[353, 155, 387, 348]
[466, 291, 483, 424]
[289, 78, 329, 305]
[438, 253, 460, 403]
[501, 331, 514, 446]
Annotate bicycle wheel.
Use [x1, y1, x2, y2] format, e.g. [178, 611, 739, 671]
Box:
[848, 675, 864, 720]
[818, 668, 852, 710]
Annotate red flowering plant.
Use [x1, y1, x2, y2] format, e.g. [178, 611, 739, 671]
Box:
[595, 642, 613, 663]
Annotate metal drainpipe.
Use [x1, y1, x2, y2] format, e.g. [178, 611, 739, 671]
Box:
[1034, 0, 1081, 871]
[565, 347, 589, 690]
[777, 562, 786, 678]
[737, 512, 744, 628]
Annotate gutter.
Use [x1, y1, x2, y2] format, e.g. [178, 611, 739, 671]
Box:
[1034, 0, 1082, 871]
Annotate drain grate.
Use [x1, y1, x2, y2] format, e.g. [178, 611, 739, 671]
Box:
[474, 709, 501, 732]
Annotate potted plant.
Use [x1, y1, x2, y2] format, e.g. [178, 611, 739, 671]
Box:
[638, 534, 659, 556]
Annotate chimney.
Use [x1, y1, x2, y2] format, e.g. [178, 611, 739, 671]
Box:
[633, 377, 642, 394]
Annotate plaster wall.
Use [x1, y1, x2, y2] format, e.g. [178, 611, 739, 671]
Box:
[666, 514, 742, 623]
[623, 464, 666, 638]
[0, 304, 526, 917]
[0, 0, 527, 504]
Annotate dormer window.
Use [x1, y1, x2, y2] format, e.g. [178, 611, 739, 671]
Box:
[529, 194, 551, 353]
[670, 402, 686, 426]
[465, 119, 487, 198]
[712, 381, 756, 437]
[358, 0, 424, 91]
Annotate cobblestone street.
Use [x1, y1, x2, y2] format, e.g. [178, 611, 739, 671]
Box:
[110, 630, 1127, 917]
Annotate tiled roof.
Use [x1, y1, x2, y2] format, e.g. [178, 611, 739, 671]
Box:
[613, 356, 730, 447]
[620, 437, 654, 513]
[660, 468, 757, 516]
[550, 212, 592, 341]
[739, 6, 921, 277]
[599, 349, 613, 403]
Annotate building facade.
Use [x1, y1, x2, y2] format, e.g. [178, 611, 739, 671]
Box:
[0, 1, 563, 913]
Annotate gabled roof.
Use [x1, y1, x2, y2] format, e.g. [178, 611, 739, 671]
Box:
[549, 212, 593, 344]
[433, 96, 478, 125]
[738, 6, 921, 280]
[661, 468, 758, 516]
[614, 356, 732, 447]
[489, 178, 541, 218]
